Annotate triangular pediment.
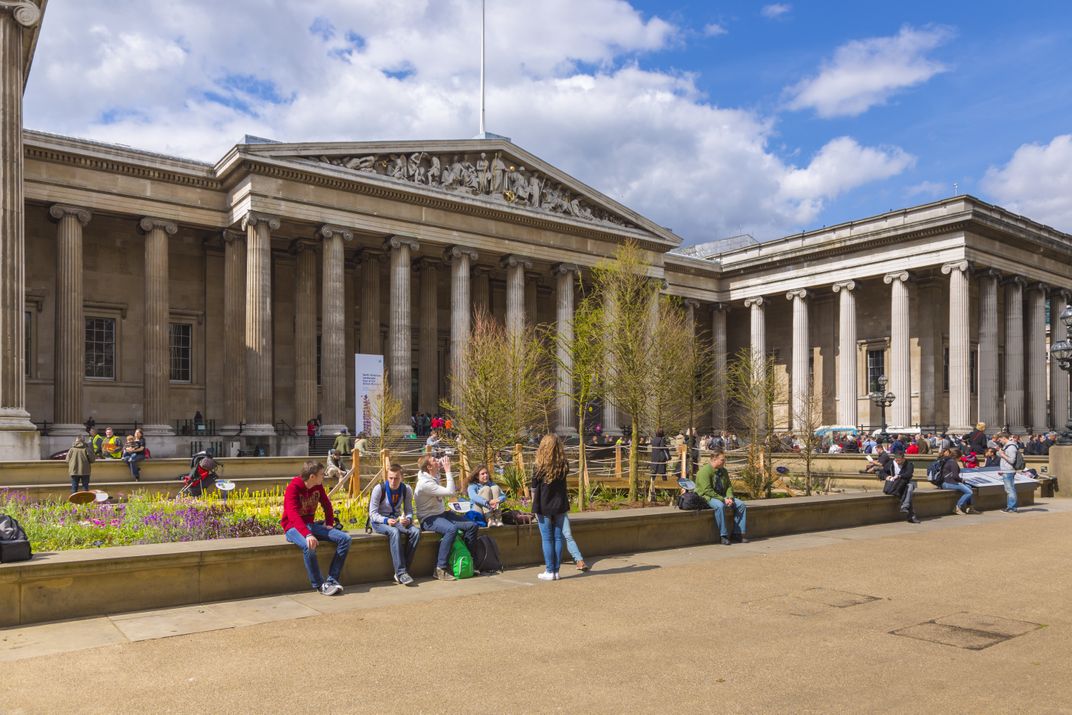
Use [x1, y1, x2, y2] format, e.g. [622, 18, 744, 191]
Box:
[234, 139, 680, 246]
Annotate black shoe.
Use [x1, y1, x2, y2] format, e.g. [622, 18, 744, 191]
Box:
[907, 515, 920, 524]
[720, 537, 731, 545]
[737, 536, 750, 544]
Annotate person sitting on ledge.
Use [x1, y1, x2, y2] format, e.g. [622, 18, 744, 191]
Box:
[881, 450, 919, 523]
[325, 449, 345, 483]
[414, 454, 478, 581]
[370, 463, 420, 586]
[102, 427, 123, 459]
[281, 460, 352, 596]
[695, 449, 747, 545]
[861, 443, 889, 474]
[940, 448, 978, 515]
[467, 464, 506, 527]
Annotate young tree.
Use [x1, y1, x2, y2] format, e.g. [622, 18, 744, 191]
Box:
[547, 284, 604, 509]
[369, 368, 403, 463]
[443, 310, 555, 478]
[725, 347, 785, 498]
[792, 390, 824, 495]
[594, 241, 660, 502]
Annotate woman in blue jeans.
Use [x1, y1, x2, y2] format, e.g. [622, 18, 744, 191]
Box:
[531, 434, 570, 581]
[940, 448, 978, 515]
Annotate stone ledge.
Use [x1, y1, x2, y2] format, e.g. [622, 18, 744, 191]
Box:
[0, 484, 1035, 627]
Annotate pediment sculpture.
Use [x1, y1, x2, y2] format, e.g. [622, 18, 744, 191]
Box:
[311, 150, 634, 228]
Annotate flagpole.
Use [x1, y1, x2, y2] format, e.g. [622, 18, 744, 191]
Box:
[479, 0, 486, 137]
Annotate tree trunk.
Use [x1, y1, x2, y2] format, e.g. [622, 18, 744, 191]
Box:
[628, 419, 639, 502]
[577, 403, 587, 510]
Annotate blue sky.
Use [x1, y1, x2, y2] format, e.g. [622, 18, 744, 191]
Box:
[23, 1, 1072, 244]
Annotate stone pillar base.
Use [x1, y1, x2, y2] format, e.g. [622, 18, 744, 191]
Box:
[141, 424, 175, 437]
[0, 429, 41, 460]
[241, 423, 277, 436]
[50, 423, 87, 437]
[1049, 445, 1072, 498]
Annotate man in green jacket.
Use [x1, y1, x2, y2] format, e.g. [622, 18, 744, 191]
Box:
[331, 428, 352, 456]
[695, 449, 748, 545]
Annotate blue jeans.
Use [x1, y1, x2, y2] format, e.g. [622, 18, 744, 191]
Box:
[284, 523, 353, 589]
[1001, 473, 1018, 511]
[421, 512, 478, 570]
[70, 476, 89, 493]
[536, 513, 566, 573]
[372, 520, 421, 576]
[942, 481, 973, 508]
[707, 498, 747, 538]
[561, 514, 584, 563]
[124, 452, 144, 478]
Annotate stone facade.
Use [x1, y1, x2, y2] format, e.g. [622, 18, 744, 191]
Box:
[4, 4, 1072, 457]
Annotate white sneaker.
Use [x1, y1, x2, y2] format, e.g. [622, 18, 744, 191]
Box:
[319, 581, 342, 596]
[553, 572, 560, 580]
[537, 571, 555, 581]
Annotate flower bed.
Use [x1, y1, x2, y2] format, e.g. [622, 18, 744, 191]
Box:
[0, 488, 370, 552]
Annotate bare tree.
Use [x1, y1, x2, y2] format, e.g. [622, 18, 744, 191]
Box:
[792, 390, 824, 495]
[593, 241, 660, 502]
[443, 310, 555, 475]
[726, 347, 785, 498]
[369, 368, 403, 469]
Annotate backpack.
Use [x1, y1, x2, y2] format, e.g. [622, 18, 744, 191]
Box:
[450, 537, 475, 579]
[926, 458, 945, 487]
[677, 491, 710, 510]
[472, 534, 503, 573]
[0, 514, 32, 563]
[1012, 446, 1026, 471]
[502, 509, 534, 525]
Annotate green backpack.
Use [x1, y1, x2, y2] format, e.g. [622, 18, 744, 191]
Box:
[450, 537, 474, 579]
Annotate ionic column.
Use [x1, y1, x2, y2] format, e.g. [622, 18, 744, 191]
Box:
[222, 231, 246, 433]
[883, 271, 912, 428]
[318, 225, 352, 432]
[711, 303, 728, 429]
[1026, 282, 1048, 432]
[472, 266, 490, 315]
[1004, 277, 1026, 433]
[242, 212, 280, 435]
[943, 261, 972, 433]
[743, 296, 765, 369]
[446, 246, 477, 406]
[525, 274, 538, 327]
[832, 281, 857, 426]
[292, 241, 317, 428]
[554, 263, 578, 436]
[49, 204, 91, 434]
[786, 289, 809, 428]
[501, 255, 531, 338]
[416, 258, 439, 415]
[386, 235, 418, 428]
[0, 3, 42, 453]
[976, 269, 1000, 430]
[359, 251, 381, 355]
[139, 217, 177, 435]
[684, 299, 698, 339]
[1051, 289, 1071, 431]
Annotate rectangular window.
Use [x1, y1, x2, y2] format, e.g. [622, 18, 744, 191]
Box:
[867, 348, 885, 393]
[943, 346, 950, 393]
[169, 323, 192, 382]
[85, 317, 116, 379]
[24, 310, 31, 377]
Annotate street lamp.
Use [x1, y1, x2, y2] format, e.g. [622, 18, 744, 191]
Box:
[869, 374, 896, 439]
[1050, 304, 1072, 444]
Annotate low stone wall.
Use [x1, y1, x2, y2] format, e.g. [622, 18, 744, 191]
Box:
[0, 483, 1035, 627]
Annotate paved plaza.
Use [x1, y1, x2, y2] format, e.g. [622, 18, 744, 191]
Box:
[2, 501, 1072, 713]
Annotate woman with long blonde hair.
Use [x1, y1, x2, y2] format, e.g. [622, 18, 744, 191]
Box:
[531, 434, 570, 580]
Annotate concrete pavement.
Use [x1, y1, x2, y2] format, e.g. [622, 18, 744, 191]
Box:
[2, 499, 1072, 713]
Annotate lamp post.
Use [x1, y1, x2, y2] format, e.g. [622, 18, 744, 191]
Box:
[869, 374, 896, 440]
[1049, 304, 1072, 445]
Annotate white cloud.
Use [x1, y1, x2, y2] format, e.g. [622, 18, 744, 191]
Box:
[786, 25, 951, 118]
[905, 180, 946, 199]
[761, 4, 791, 19]
[703, 22, 727, 37]
[981, 135, 1072, 232]
[23, 0, 914, 242]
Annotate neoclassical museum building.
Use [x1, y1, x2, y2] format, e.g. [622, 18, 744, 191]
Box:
[2, 3, 1071, 458]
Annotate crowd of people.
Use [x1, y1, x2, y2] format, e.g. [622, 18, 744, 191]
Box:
[411, 413, 454, 437]
[282, 433, 590, 594]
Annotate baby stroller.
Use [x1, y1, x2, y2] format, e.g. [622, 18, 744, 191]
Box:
[181, 450, 219, 497]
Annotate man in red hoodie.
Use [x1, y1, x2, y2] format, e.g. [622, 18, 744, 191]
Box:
[282, 461, 352, 595]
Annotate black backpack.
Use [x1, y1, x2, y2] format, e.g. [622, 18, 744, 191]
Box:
[472, 534, 503, 573]
[0, 514, 32, 563]
[677, 491, 710, 510]
[926, 458, 945, 487]
[1012, 446, 1026, 471]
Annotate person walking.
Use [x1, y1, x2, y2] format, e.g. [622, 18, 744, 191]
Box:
[66, 435, 95, 493]
[531, 434, 571, 581]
